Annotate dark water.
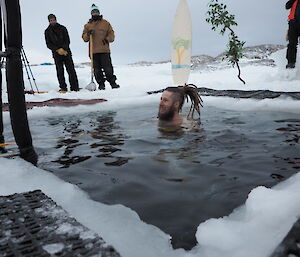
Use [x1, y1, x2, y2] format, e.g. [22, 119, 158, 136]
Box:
[25, 104, 300, 250]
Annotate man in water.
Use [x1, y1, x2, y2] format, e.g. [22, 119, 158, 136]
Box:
[158, 85, 203, 128]
[44, 14, 79, 91]
[82, 4, 120, 90]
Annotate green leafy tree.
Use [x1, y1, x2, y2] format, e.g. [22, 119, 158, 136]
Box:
[206, 0, 246, 84]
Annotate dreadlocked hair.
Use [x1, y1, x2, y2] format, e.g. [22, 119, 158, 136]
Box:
[164, 84, 203, 119]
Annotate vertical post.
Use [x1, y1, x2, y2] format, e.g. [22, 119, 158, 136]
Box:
[1, 0, 37, 165]
[0, 5, 4, 145]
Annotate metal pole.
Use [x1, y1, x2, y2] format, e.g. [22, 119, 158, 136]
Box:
[21, 49, 34, 91]
[1, 0, 37, 165]
[21, 47, 39, 92]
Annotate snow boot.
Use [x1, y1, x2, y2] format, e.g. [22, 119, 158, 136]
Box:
[59, 86, 68, 92]
[110, 82, 120, 89]
[98, 83, 105, 90]
[286, 63, 295, 69]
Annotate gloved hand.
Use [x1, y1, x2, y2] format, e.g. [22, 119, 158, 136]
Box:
[102, 39, 109, 45]
[62, 49, 68, 56]
[56, 48, 68, 56]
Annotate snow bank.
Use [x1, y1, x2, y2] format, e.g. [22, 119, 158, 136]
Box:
[0, 158, 184, 257]
[0, 157, 299, 257]
[194, 176, 300, 257]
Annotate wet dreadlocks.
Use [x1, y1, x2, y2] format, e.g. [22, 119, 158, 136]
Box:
[164, 84, 203, 119]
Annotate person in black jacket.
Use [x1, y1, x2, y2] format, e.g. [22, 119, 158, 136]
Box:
[286, 0, 300, 68]
[45, 14, 79, 91]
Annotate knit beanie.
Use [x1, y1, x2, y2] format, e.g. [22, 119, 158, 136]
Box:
[91, 4, 100, 14]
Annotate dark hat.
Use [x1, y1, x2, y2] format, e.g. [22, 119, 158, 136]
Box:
[47, 14, 56, 21]
[91, 4, 100, 14]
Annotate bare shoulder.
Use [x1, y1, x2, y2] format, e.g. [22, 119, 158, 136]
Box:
[181, 118, 200, 131]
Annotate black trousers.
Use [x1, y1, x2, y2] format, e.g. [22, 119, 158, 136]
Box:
[93, 53, 117, 87]
[287, 20, 300, 64]
[54, 54, 79, 91]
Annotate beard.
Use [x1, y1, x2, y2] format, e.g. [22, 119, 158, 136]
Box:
[158, 105, 176, 121]
[92, 15, 101, 21]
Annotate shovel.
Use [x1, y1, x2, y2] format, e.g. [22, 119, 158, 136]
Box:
[85, 34, 97, 91]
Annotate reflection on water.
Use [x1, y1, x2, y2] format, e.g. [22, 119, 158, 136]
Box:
[154, 119, 205, 164]
[51, 112, 131, 168]
[89, 114, 132, 166]
[273, 119, 300, 174]
[276, 119, 300, 143]
[154, 134, 205, 164]
[36, 106, 300, 250]
[53, 118, 90, 168]
[54, 138, 90, 168]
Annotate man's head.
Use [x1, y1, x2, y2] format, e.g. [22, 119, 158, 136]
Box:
[48, 14, 57, 26]
[158, 85, 203, 121]
[91, 4, 100, 16]
[158, 89, 182, 121]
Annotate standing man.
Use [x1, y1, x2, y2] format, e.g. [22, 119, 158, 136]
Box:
[82, 4, 120, 90]
[286, 0, 300, 69]
[45, 14, 79, 91]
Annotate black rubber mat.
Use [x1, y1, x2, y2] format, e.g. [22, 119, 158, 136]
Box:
[147, 87, 300, 100]
[0, 190, 121, 257]
[271, 218, 300, 257]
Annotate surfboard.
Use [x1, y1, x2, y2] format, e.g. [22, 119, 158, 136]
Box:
[171, 0, 192, 86]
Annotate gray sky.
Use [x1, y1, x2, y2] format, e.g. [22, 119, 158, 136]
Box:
[20, 0, 288, 64]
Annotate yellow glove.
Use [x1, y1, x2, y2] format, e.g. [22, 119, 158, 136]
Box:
[62, 49, 68, 56]
[56, 48, 68, 56]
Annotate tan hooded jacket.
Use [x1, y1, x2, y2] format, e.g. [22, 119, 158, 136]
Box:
[82, 16, 115, 54]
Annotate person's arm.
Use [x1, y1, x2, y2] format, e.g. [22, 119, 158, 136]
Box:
[106, 22, 115, 43]
[286, 0, 296, 10]
[44, 30, 58, 51]
[82, 24, 91, 42]
[62, 26, 70, 50]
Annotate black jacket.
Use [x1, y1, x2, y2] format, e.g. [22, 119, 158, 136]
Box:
[286, 0, 297, 9]
[45, 23, 71, 56]
[286, 0, 300, 20]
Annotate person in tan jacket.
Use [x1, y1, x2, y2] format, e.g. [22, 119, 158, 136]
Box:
[82, 4, 120, 90]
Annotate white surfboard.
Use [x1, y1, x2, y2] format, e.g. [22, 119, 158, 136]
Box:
[171, 0, 192, 86]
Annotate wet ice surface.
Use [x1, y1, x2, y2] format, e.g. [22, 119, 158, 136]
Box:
[22, 104, 300, 250]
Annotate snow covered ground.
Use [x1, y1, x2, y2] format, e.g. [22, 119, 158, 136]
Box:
[1, 47, 300, 257]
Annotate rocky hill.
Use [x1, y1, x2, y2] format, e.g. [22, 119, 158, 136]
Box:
[191, 44, 285, 71]
[130, 44, 286, 71]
